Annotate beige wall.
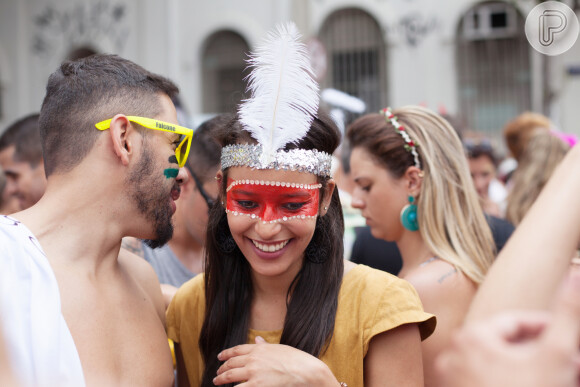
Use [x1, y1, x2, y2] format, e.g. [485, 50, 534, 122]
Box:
[0, 0, 578, 139]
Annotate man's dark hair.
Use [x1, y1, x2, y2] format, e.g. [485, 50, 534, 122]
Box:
[0, 114, 42, 167]
[186, 114, 229, 182]
[39, 54, 179, 176]
[464, 138, 498, 168]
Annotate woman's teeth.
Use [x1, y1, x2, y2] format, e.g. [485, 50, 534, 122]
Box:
[252, 240, 289, 252]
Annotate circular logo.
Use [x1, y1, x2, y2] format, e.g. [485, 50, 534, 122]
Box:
[525, 1, 579, 56]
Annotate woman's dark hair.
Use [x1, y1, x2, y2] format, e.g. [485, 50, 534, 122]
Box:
[199, 111, 344, 387]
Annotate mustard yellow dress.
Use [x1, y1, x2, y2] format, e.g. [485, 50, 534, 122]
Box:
[166, 264, 435, 386]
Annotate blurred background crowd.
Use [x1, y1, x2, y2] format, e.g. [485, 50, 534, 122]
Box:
[2, 0, 579, 253]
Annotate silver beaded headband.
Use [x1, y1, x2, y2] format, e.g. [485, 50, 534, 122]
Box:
[381, 107, 421, 169]
[221, 144, 332, 178]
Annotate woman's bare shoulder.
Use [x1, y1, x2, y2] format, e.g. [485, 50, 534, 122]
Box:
[404, 259, 477, 311]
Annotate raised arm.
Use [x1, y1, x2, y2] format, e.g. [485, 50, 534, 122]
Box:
[467, 144, 580, 321]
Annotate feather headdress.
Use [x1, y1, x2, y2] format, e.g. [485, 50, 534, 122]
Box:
[239, 22, 319, 159]
[221, 22, 332, 177]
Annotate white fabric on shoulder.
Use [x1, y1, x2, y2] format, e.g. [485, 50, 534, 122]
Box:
[0, 215, 85, 387]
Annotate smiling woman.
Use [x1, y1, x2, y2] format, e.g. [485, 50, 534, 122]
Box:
[165, 23, 435, 387]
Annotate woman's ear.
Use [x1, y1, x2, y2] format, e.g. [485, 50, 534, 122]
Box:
[321, 179, 336, 216]
[108, 115, 135, 166]
[404, 166, 424, 196]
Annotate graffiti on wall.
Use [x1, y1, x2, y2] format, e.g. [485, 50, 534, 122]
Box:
[32, 1, 129, 58]
[393, 13, 439, 47]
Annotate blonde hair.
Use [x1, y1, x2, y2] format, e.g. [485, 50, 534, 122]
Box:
[503, 112, 551, 161]
[506, 131, 569, 226]
[347, 106, 495, 284]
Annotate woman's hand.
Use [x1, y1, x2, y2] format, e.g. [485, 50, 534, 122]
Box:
[214, 337, 339, 386]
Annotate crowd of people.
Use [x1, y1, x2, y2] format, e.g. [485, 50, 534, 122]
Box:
[1, 21, 579, 387]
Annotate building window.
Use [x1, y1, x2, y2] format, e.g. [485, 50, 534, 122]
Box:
[319, 8, 387, 113]
[456, 2, 531, 136]
[201, 30, 249, 114]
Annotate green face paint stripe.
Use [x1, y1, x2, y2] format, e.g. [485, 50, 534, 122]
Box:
[164, 168, 179, 179]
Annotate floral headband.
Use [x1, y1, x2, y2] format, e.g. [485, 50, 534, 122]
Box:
[380, 107, 421, 169]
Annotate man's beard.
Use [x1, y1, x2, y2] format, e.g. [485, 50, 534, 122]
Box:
[127, 141, 174, 249]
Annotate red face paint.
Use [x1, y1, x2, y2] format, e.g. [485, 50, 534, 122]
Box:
[226, 178, 320, 222]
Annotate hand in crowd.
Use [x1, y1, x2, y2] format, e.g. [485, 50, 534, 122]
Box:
[214, 336, 339, 386]
[436, 271, 580, 387]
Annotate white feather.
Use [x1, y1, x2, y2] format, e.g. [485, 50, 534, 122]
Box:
[239, 22, 319, 162]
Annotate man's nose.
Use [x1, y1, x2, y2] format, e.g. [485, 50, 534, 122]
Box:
[4, 177, 18, 196]
[176, 166, 189, 186]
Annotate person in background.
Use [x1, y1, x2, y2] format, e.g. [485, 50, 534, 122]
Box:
[338, 137, 404, 275]
[348, 106, 495, 387]
[348, 117, 514, 276]
[123, 114, 224, 307]
[0, 114, 47, 210]
[506, 131, 569, 226]
[464, 137, 507, 218]
[0, 166, 20, 214]
[503, 112, 551, 163]
[332, 138, 369, 261]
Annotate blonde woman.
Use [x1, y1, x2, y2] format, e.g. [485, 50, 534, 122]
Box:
[347, 106, 495, 387]
[506, 131, 569, 226]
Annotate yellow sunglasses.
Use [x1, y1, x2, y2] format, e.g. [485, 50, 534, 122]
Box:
[95, 116, 193, 168]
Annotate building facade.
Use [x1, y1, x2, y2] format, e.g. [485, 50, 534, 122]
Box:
[1, 0, 579, 150]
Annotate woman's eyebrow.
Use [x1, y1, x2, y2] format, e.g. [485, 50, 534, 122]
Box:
[231, 189, 312, 198]
[231, 189, 257, 196]
[283, 192, 312, 198]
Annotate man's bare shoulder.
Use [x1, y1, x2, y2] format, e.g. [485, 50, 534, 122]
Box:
[118, 245, 166, 323]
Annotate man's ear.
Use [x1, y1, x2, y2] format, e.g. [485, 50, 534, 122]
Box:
[108, 115, 135, 166]
[404, 166, 424, 196]
[321, 179, 336, 216]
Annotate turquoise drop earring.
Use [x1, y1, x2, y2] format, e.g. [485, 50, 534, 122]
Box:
[400, 196, 419, 231]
